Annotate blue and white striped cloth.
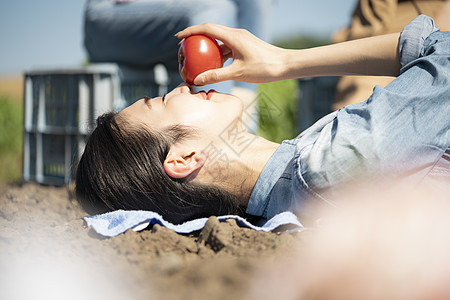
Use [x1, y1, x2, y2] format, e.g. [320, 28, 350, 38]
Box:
[84, 210, 303, 237]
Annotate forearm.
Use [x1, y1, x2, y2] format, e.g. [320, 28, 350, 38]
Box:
[279, 33, 401, 80]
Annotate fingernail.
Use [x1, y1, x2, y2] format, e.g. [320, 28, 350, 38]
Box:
[174, 31, 181, 38]
[194, 75, 205, 85]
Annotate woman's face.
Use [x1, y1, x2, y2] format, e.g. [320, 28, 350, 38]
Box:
[120, 84, 243, 137]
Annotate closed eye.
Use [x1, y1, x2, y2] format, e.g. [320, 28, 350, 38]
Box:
[162, 93, 167, 104]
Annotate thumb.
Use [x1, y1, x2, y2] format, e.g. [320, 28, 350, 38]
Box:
[193, 64, 237, 86]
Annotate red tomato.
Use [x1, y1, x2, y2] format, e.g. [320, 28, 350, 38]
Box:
[178, 34, 223, 85]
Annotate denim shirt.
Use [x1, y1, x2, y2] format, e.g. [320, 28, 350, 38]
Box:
[246, 15, 450, 223]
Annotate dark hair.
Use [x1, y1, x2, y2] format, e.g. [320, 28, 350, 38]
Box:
[75, 112, 242, 224]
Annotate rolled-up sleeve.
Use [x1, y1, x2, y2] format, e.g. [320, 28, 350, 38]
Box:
[293, 15, 449, 211]
[399, 15, 439, 69]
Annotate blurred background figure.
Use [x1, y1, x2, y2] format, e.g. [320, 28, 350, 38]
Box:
[332, 0, 450, 110]
[84, 0, 274, 132]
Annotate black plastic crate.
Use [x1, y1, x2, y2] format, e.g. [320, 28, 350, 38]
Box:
[23, 64, 180, 185]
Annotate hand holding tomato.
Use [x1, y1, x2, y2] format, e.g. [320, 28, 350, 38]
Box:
[176, 23, 284, 85]
[178, 34, 223, 85]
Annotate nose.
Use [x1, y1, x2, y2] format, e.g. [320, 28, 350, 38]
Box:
[176, 82, 193, 92]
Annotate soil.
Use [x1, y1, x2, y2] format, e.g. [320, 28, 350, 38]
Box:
[0, 183, 303, 300]
[4, 182, 448, 299]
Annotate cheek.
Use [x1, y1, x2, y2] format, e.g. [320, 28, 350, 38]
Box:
[200, 101, 243, 132]
[176, 106, 217, 127]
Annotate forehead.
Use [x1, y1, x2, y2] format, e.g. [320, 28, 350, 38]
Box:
[119, 97, 148, 117]
[117, 99, 148, 125]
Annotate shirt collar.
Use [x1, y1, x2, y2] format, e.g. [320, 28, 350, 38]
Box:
[246, 139, 298, 217]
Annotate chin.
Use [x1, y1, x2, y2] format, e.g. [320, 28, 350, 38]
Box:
[230, 94, 245, 115]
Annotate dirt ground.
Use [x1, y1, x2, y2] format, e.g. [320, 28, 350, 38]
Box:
[3, 182, 450, 300]
[0, 75, 306, 300]
[0, 183, 304, 300]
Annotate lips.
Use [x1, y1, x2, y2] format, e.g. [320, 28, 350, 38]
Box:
[197, 90, 207, 99]
[196, 89, 215, 100]
[206, 89, 215, 100]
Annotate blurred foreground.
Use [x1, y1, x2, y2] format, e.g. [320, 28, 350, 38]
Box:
[1, 177, 449, 299]
[250, 182, 450, 300]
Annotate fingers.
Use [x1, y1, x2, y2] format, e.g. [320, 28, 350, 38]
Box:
[175, 23, 233, 44]
[193, 64, 237, 86]
[219, 43, 233, 61]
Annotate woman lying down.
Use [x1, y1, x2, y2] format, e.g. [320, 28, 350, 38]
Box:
[75, 15, 449, 226]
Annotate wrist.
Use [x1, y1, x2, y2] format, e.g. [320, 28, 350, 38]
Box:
[276, 48, 299, 80]
[279, 48, 310, 80]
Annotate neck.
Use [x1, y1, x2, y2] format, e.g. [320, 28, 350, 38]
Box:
[233, 134, 279, 205]
[199, 128, 279, 207]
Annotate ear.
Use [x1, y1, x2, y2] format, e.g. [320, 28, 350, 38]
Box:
[163, 147, 208, 179]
